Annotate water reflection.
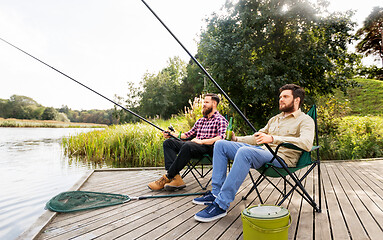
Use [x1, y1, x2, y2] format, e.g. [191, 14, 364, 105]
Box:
[0, 128, 104, 240]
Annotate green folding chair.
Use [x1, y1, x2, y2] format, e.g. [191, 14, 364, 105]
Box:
[182, 154, 213, 190]
[242, 105, 321, 213]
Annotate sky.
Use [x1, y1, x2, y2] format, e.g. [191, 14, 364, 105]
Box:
[0, 0, 382, 110]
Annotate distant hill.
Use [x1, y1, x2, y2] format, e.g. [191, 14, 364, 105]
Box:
[337, 78, 383, 116]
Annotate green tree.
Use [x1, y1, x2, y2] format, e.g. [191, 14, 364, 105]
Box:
[6, 95, 43, 119]
[138, 57, 188, 119]
[41, 107, 58, 120]
[0, 98, 7, 117]
[197, 0, 359, 128]
[356, 6, 383, 67]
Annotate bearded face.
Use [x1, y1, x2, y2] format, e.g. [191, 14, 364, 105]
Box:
[279, 99, 295, 113]
[202, 96, 214, 117]
[279, 90, 298, 114]
[202, 105, 213, 117]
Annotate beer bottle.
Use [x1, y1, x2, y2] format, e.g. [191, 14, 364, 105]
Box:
[225, 117, 233, 140]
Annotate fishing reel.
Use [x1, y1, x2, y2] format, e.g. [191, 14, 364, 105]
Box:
[168, 124, 175, 132]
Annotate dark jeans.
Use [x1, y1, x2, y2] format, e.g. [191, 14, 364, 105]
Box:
[164, 138, 214, 179]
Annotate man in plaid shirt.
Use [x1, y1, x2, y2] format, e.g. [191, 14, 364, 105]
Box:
[148, 93, 228, 191]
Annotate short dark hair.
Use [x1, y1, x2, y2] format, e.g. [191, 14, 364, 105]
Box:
[204, 93, 220, 105]
[279, 84, 305, 107]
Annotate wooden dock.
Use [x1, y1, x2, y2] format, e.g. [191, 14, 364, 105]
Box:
[20, 159, 383, 239]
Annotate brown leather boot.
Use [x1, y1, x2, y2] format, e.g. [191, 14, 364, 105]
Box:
[148, 174, 171, 191]
[164, 174, 186, 191]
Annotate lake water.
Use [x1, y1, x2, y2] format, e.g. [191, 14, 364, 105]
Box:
[0, 128, 106, 240]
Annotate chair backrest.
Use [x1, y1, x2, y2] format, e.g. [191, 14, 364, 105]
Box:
[295, 105, 319, 167]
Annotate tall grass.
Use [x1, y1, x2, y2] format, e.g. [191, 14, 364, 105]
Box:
[63, 123, 167, 167]
[62, 98, 204, 167]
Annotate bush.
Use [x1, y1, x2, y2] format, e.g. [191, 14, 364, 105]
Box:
[320, 116, 383, 160]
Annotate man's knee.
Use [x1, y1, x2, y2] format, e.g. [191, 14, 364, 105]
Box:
[214, 139, 226, 152]
[236, 147, 254, 162]
[236, 146, 267, 169]
[163, 138, 176, 148]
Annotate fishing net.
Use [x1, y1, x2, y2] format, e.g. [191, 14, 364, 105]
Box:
[45, 191, 130, 213]
[46, 190, 205, 213]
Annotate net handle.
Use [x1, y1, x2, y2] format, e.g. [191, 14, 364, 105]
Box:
[130, 192, 206, 200]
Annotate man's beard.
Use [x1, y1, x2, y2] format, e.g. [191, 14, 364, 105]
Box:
[279, 101, 294, 113]
[203, 106, 213, 117]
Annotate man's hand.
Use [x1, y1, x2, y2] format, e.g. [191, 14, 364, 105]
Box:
[163, 131, 173, 139]
[231, 132, 238, 142]
[191, 138, 204, 145]
[254, 132, 273, 144]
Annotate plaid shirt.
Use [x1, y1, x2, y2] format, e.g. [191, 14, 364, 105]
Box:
[184, 111, 228, 140]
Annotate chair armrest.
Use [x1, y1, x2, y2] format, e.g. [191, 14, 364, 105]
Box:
[278, 143, 320, 152]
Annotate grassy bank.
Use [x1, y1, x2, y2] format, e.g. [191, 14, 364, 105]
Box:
[0, 118, 107, 128]
[62, 117, 190, 167]
[337, 78, 383, 116]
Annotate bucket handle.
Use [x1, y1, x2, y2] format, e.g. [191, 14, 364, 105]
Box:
[243, 215, 292, 234]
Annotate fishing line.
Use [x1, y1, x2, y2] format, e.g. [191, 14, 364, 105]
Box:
[0, 37, 169, 134]
[141, 0, 258, 133]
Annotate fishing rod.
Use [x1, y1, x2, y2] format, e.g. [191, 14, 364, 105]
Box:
[141, 1, 259, 131]
[0, 37, 176, 136]
[141, 0, 259, 134]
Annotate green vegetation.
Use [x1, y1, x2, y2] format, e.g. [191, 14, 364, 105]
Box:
[62, 118, 191, 167]
[62, 97, 204, 167]
[320, 116, 383, 160]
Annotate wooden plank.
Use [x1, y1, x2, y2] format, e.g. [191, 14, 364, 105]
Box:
[326, 163, 368, 239]
[314, 165, 332, 240]
[336, 162, 383, 240]
[294, 168, 314, 240]
[321, 163, 349, 239]
[343, 161, 383, 211]
[280, 169, 306, 240]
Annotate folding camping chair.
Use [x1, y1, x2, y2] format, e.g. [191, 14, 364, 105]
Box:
[182, 154, 213, 190]
[242, 105, 321, 213]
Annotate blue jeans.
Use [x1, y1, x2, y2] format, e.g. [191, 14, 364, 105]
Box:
[212, 140, 284, 210]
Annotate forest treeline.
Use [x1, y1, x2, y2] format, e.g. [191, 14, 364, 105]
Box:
[0, 95, 117, 125]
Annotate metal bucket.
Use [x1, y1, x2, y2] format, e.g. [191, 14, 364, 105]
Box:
[241, 205, 291, 240]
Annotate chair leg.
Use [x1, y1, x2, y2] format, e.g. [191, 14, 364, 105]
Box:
[242, 172, 264, 204]
[242, 172, 255, 200]
[318, 161, 322, 212]
[190, 169, 205, 190]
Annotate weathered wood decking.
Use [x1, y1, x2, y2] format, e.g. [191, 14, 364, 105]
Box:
[20, 159, 383, 239]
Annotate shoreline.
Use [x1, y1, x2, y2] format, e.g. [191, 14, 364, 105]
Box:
[0, 117, 107, 128]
